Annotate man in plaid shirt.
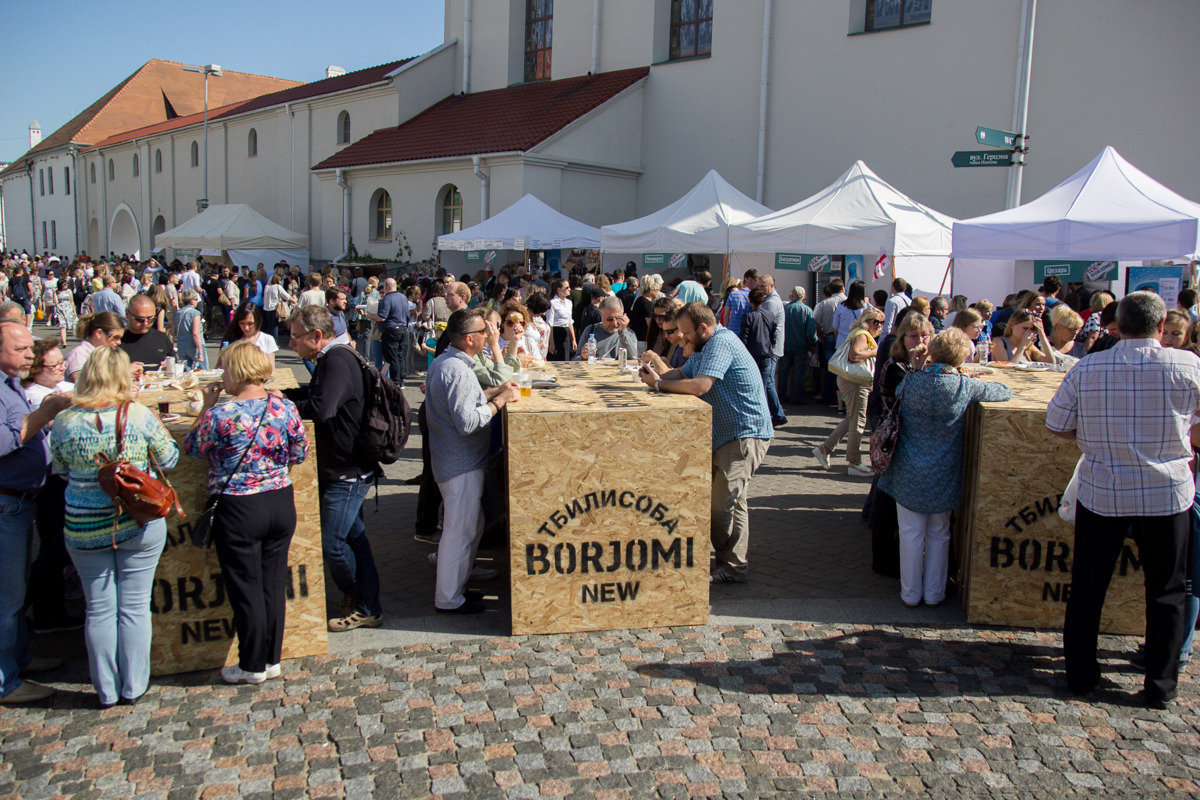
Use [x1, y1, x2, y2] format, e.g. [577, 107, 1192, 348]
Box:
[1047, 291, 1200, 709]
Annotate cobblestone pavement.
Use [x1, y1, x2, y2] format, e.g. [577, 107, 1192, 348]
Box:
[4, 335, 1198, 797]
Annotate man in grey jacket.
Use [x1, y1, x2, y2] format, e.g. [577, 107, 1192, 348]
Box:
[575, 296, 638, 361]
[758, 274, 787, 428]
[425, 309, 520, 614]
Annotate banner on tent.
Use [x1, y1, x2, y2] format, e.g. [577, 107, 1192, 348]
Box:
[846, 255, 864, 283]
[465, 250, 500, 265]
[775, 253, 836, 273]
[643, 253, 686, 269]
[1034, 260, 1118, 283]
[1127, 266, 1187, 304]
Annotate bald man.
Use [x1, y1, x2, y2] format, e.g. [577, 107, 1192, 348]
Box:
[366, 277, 412, 386]
[120, 295, 174, 367]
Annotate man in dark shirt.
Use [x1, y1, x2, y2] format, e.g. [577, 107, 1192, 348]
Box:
[0, 322, 71, 705]
[365, 279, 411, 386]
[326, 288, 349, 341]
[617, 276, 639, 316]
[202, 268, 224, 329]
[283, 306, 382, 632]
[120, 295, 174, 368]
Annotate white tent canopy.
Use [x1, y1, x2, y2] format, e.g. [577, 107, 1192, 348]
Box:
[154, 204, 309, 251]
[437, 194, 600, 251]
[601, 169, 771, 253]
[952, 146, 1200, 261]
[729, 161, 955, 257]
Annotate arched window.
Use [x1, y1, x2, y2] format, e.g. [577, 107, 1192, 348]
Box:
[155, 149, 163, 173]
[441, 185, 463, 234]
[90, 163, 96, 184]
[190, 141, 199, 167]
[247, 128, 258, 157]
[132, 154, 139, 177]
[337, 110, 351, 144]
[107, 159, 114, 180]
[372, 189, 392, 240]
[152, 215, 166, 240]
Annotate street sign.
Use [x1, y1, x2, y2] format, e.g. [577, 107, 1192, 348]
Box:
[975, 125, 1021, 149]
[952, 150, 1014, 168]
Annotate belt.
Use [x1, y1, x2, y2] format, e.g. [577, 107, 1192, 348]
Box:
[0, 487, 38, 500]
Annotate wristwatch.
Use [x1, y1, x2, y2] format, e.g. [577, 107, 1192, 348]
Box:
[654, 379, 662, 392]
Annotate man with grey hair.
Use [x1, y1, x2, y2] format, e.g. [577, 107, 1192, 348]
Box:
[575, 296, 637, 361]
[757, 274, 787, 427]
[929, 296, 949, 332]
[778, 285, 817, 405]
[0, 302, 25, 325]
[1047, 291, 1200, 709]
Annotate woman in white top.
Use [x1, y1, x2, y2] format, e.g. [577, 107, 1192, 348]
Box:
[22, 339, 73, 407]
[221, 304, 278, 371]
[262, 274, 288, 339]
[546, 278, 575, 361]
[498, 301, 543, 364]
[833, 280, 868, 348]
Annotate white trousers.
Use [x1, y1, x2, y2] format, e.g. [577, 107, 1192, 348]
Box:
[896, 503, 952, 605]
[434, 469, 486, 610]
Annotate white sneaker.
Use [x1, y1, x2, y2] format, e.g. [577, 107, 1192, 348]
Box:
[847, 463, 875, 477]
[221, 665, 267, 685]
[264, 663, 282, 680]
[812, 446, 830, 470]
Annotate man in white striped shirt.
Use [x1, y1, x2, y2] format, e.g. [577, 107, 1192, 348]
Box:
[1047, 291, 1200, 709]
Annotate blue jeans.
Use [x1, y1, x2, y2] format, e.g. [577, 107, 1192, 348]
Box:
[0, 495, 37, 698]
[777, 349, 809, 404]
[320, 476, 381, 617]
[759, 355, 785, 422]
[68, 521, 166, 706]
[370, 339, 384, 372]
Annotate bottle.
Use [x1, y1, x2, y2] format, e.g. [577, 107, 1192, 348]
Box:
[587, 334, 597, 364]
[976, 333, 990, 364]
[618, 347, 628, 370]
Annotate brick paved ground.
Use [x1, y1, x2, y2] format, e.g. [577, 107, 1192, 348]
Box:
[4, 330, 1197, 797]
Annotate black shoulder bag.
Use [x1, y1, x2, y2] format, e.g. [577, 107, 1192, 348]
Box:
[191, 398, 273, 549]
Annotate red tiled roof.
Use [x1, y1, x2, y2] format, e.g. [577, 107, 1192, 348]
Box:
[311, 67, 650, 171]
[86, 59, 413, 151]
[1, 60, 299, 178]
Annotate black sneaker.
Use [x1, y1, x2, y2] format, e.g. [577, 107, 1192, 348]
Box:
[414, 531, 441, 545]
[436, 600, 485, 615]
[32, 614, 84, 634]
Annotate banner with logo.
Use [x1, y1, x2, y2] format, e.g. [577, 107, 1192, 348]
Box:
[1126, 265, 1186, 305]
[775, 253, 835, 272]
[1034, 260, 1118, 283]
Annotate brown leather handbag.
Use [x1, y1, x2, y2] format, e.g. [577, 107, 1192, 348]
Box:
[96, 402, 184, 539]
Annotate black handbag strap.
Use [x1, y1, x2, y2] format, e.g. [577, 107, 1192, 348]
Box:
[213, 396, 273, 496]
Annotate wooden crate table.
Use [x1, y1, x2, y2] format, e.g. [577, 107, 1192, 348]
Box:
[956, 364, 1144, 634]
[504, 361, 712, 635]
[136, 369, 328, 676]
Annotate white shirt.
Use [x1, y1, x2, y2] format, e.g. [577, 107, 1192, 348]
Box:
[1046, 338, 1200, 516]
[298, 288, 325, 308]
[548, 295, 573, 328]
[253, 331, 279, 356]
[180, 270, 201, 293]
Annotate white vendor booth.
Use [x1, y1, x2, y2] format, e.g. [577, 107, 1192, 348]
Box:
[727, 161, 955, 302]
[154, 203, 310, 269]
[600, 169, 770, 282]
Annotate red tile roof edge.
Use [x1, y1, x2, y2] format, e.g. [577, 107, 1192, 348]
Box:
[310, 66, 650, 172]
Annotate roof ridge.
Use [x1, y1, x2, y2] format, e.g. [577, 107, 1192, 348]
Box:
[73, 61, 156, 144]
[145, 57, 305, 86]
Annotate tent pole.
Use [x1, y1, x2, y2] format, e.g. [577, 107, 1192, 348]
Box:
[890, 255, 896, 282]
[937, 258, 954, 298]
[722, 253, 730, 289]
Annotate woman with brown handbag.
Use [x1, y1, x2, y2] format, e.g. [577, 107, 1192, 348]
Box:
[50, 346, 179, 708]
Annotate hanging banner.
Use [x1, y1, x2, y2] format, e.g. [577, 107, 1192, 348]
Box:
[1127, 266, 1186, 304]
[465, 249, 499, 265]
[845, 255, 864, 283]
[1034, 260, 1118, 283]
[774, 253, 835, 272]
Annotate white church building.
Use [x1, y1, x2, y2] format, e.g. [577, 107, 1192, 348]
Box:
[4, 1, 1199, 292]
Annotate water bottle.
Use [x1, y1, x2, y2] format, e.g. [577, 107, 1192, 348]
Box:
[587, 334, 598, 364]
[976, 334, 990, 364]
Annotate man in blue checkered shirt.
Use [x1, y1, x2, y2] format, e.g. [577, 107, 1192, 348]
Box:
[639, 302, 773, 584]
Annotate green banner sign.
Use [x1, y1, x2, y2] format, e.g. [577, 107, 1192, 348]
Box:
[774, 253, 834, 272]
[1034, 260, 1118, 283]
[642, 253, 686, 269]
[464, 249, 499, 265]
[975, 125, 1020, 149]
[952, 150, 1014, 168]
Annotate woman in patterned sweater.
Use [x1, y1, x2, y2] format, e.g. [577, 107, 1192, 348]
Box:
[50, 346, 179, 708]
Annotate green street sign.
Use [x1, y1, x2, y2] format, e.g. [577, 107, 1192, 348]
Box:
[774, 253, 806, 270]
[1035, 260, 1118, 283]
[952, 150, 1014, 168]
[976, 125, 1020, 149]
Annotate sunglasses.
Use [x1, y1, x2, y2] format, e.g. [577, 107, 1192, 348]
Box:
[662, 326, 678, 334]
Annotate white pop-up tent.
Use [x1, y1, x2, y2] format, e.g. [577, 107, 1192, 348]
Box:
[437, 194, 601, 252]
[951, 147, 1200, 303]
[155, 203, 310, 268]
[728, 161, 955, 297]
[600, 169, 771, 254]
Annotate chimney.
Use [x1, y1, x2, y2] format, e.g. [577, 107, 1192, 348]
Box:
[29, 120, 41, 148]
[325, 66, 346, 79]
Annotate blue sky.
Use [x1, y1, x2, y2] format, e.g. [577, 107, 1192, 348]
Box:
[0, 0, 446, 163]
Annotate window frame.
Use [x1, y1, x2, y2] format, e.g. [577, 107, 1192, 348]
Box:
[524, 0, 553, 83]
[155, 149, 163, 173]
[441, 186, 463, 235]
[39, 169, 44, 196]
[108, 159, 115, 181]
[669, 0, 713, 61]
[132, 153, 139, 177]
[51, 221, 57, 250]
[190, 141, 200, 168]
[90, 163, 96, 184]
[372, 190, 393, 241]
[864, 0, 932, 33]
[64, 167, 70, 196]
[247, 128, 258, 158]
[337, 111, 351, 145]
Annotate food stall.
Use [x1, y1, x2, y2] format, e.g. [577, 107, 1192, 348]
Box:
[139, 369, 327, 676]
[956, 364, 1144, 634]
[504, 361, 713, 635]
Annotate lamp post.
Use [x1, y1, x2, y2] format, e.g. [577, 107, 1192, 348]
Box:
[181, 63, 223, 212]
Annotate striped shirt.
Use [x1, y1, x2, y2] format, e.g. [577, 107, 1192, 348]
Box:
[681, 326, 773, 451]
[1046, 338, 1200, 517]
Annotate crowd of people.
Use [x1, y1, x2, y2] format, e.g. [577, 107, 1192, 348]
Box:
[0, 248, 1197, 712]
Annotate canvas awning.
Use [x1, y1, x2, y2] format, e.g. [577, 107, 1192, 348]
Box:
[155, 204, 309, 250]
[437, 194, 600, 251]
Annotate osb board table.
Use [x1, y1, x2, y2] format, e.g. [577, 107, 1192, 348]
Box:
[505, 362, 712, 635]
[138, 369, 328, 676]
[957, 364, 1143, 634]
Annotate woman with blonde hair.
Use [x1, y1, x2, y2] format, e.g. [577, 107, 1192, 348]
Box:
[814, 306, 884, 477]
[146, 284, 170, 334]
[65, 312, 126, 381]
[1046, 305, 1084, 368]
[186, 341, 309, 684]
[51, 346, 179, 707]
[992, 309, 1053, 364]
[944, 294, 969, 328]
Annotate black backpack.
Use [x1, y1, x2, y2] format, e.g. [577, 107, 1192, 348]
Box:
[339, 345, 412, 465]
